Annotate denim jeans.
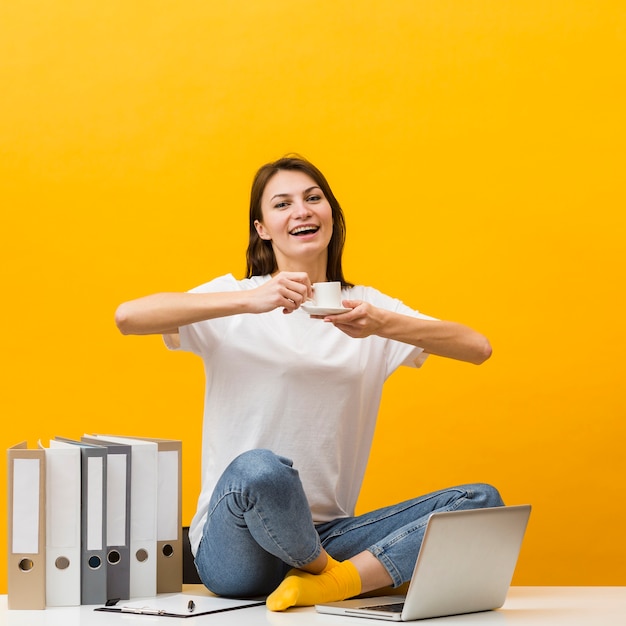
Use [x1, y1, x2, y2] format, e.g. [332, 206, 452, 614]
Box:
[194, 449, 504, 597]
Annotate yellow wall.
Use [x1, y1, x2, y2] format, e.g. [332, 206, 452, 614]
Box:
[1, 1, 625, 593]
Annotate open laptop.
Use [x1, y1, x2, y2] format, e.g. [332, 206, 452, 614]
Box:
[316, 504, 531, 621]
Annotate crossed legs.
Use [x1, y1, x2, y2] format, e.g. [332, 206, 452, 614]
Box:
[193, 449, 504, 610]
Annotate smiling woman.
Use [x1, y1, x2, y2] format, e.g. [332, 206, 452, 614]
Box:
[114, 155, 498, 610]
[246, 156, 352, 287]
[253, 171, 333, 283]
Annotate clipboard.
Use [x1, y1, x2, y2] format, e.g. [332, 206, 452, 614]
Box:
[95, 593, 265, 618]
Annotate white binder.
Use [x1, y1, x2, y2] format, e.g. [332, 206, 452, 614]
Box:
[89, 435, 158, 598]
[54, 437, 108, 605]
[39, 440, 81, 606]
[114, 437, 183, 593]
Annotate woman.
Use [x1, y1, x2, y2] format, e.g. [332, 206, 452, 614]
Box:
[115, 156, 503, 611]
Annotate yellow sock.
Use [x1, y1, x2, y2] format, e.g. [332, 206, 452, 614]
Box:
[266, 558, 362, 612]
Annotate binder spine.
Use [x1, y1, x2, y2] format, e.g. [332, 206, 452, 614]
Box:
[7, 443, 46, 610]
[81, 450, 108, 605]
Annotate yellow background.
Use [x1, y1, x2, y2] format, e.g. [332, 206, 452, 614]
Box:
[1, 1, 625, 593]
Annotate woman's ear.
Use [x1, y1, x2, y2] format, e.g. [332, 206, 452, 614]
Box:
[254, 220, 271, 241]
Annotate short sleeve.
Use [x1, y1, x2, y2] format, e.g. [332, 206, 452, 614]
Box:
[349, 285, 438, 375]
[170, 274, 245, 357]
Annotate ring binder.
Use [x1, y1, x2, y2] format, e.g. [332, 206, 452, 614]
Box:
[7, 442, 46, 610]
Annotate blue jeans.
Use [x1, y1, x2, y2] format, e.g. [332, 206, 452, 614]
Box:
[194, 449, 504, 597]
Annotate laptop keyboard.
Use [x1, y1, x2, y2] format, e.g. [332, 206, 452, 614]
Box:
[361, 602, 405, 613]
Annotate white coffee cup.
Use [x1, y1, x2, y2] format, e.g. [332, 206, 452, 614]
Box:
[312, 281, 342, 308]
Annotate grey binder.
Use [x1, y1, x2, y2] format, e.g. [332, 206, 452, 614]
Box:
[55, 438, 108, 605]
[82, 437, 131, 602]
[88, 435, 158, 598]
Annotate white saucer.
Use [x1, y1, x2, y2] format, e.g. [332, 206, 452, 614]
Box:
[301, 304, 351, 316]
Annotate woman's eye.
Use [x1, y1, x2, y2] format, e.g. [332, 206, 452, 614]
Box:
[307, 195, 321, 202]
[275, 201, 289, 209]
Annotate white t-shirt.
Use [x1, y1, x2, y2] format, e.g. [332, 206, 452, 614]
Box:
[173, 274, 435, 555]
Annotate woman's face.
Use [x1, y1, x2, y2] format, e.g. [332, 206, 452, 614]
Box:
[255, 169, 333, 269]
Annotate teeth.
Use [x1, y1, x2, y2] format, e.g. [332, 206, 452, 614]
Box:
[291, 225, 318, 235]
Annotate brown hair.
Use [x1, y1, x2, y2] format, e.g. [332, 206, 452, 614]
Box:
[245, 155, 353, 287]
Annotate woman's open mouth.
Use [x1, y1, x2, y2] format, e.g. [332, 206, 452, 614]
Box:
[290, 225, 320, 237]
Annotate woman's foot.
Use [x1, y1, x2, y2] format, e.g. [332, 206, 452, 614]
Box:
[266, 558, 361, 611]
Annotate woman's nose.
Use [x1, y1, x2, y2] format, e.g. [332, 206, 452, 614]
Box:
[292, 201, 311, 217]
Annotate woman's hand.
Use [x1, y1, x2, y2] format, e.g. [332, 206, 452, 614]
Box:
[115, 272, 314, 336]
[319, 300, 384, 338]
[250, 272, 313, 314]
[322, 300, 492, 364]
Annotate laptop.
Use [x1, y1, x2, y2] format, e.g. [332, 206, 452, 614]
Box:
[316, 504, 531, 621]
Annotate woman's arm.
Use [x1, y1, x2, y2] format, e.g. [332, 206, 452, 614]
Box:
[114, 272, 313, 336]
[326, 300, 492, 365]
[115, 291, 251, 335]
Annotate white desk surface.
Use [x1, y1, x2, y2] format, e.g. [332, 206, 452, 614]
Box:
[1, 587, 625, 626]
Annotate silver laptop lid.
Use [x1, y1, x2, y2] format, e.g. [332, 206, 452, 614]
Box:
[400, 504, 531, 620]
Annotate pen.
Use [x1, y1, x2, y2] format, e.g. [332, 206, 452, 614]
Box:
[188, 600, 196, 613]
[121, 607, 164, 615]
